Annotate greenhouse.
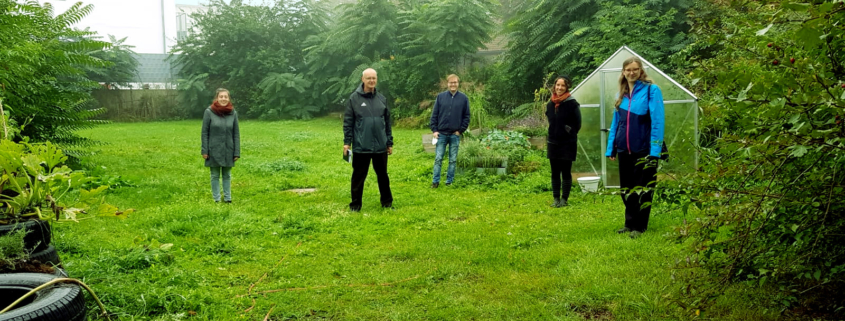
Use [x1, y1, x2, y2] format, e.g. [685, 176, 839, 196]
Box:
[570, 46, 699, 188]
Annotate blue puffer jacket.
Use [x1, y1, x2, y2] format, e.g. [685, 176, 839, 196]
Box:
[605, 80, 665, 158]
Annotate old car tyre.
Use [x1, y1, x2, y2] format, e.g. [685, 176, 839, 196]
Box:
[0, 273, 86, 321]
[28, 245, 61, 267]
[0, 220, 51, 252]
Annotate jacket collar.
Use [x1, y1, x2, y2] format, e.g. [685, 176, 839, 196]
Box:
[356, 83, 377, 97]
[444, 90, 461, 97]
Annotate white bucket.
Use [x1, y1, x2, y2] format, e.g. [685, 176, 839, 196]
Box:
[576, 176, 601, 192]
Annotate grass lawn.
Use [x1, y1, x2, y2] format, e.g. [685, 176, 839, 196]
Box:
[59, 117, 777, 320]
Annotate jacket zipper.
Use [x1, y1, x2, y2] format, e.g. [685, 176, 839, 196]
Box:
[625, 87, 635, 154]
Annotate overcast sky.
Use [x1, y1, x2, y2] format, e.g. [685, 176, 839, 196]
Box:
[174, 0, 206, 4]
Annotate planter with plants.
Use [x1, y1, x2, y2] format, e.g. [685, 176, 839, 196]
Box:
[0, 140, 124, 273]
[456, 130, 534, 176]
[0, 139, 126, 319]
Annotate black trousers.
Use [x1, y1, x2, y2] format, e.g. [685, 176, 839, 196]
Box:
[549, 159, 573, 200]
[618, 152, 658, 232]
[350, 152, 393, 209]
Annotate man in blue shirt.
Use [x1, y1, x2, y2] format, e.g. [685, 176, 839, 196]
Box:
[429, 74, 471, 188]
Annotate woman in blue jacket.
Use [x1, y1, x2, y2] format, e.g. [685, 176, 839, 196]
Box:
[605, 57, 665, 239]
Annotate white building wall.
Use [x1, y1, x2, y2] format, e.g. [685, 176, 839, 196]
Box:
[39, 0, 178, 54]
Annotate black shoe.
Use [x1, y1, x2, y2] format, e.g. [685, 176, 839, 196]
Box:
[349, 207, 361, 212]
[629, 230, 643, 239]
[445, 182, 452, 186]
[551, 198, 561, 208]
[559, 199, 569, 207]
[616, 227, 631, 234]
[431, 182, 439, 188]
[382, 203, 393, 209]
[224, 200, 232, 203]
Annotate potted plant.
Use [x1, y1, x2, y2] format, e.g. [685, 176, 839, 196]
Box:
[0, 140, 123, 272]
[456, 139, 509, 176]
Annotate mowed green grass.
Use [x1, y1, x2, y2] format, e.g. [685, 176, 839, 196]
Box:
[58, 118, 775, 320]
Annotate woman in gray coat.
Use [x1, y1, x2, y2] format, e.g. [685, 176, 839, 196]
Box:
[201, 88, 240, 203]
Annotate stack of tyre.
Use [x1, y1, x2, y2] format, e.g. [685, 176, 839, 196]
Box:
[0, 220, 87, 320]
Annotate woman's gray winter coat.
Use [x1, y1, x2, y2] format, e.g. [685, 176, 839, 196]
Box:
[201, 108, 240, 167]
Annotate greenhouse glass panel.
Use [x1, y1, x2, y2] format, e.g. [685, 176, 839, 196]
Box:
[569, 46, 699, 188]
[573, 106, 602, 177]
[602, 51, 635, 72]
[662, 101, 698, 173]
[602, 70, 621, 187]
[647, 71, 695, 101]
[573, 74, 601, 105]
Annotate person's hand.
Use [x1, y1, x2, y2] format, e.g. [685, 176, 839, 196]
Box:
[202, 154, 209, 160]
[343, 145, 350, 156]
[433, 132, 439, 139]
[234, 156, 240, 162]
[608, 156, 616, 161]
[388, 147, 393, 155]
[454, 131, 460, 136]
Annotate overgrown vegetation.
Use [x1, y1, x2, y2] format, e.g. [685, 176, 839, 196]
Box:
[665, 0, 845, 317]
[174, 0, 495, 120]
[487, 0, 692, 113]
[0, 1, 111, 150]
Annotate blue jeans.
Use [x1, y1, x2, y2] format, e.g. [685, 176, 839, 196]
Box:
[432, 132, 460, 184]
[210, 166, 232, 202]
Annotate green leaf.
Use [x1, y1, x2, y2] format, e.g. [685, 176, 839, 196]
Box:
[756, 23, 773, 36]
[790, 145, 808, 157]
[783, 3, 810, 11]
[795, 25, 824, 48]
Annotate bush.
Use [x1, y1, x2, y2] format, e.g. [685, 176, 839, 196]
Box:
[0, 2, 110, 149]
[668, 0, 845, 316]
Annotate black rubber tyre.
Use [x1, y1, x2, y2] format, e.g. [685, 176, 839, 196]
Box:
[0, 220, 51, 252]
[0, 273, 86, 321]
[28, 245, 61, 267]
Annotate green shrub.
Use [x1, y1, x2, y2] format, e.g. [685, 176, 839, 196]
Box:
[667, 0, 845, 315]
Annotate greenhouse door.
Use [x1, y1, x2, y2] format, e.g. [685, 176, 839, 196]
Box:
[599, 67, 652, 188]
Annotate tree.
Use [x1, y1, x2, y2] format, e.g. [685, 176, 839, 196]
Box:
[173, 0, 329, 118]
[490, 0, 690, 114]
[305, 0, 495, 116]
[85, 34, 140, 87]
[0, 1, 109, 151]
[304, 0, 401, 108]
[668, 0, 845, 317]
[394, 0, 496, 107]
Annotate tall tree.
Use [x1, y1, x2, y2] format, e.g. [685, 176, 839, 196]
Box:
[173, 0, 329, 117]
[85, 34, 140, 87]
[0, 1, 109, 150]
[490, 0, 691, 113]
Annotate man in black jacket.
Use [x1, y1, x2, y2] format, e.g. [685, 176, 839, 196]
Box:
[429, 74, 471, 188]
[343, 68, 394, 211]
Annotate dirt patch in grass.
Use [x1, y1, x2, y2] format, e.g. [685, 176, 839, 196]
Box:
[286, 188, 317, 193]
[571, 304, 615, 320]
[0, 260, 58, 274]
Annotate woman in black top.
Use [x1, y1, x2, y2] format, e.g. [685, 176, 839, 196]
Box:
[546, 76, 581, 207]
